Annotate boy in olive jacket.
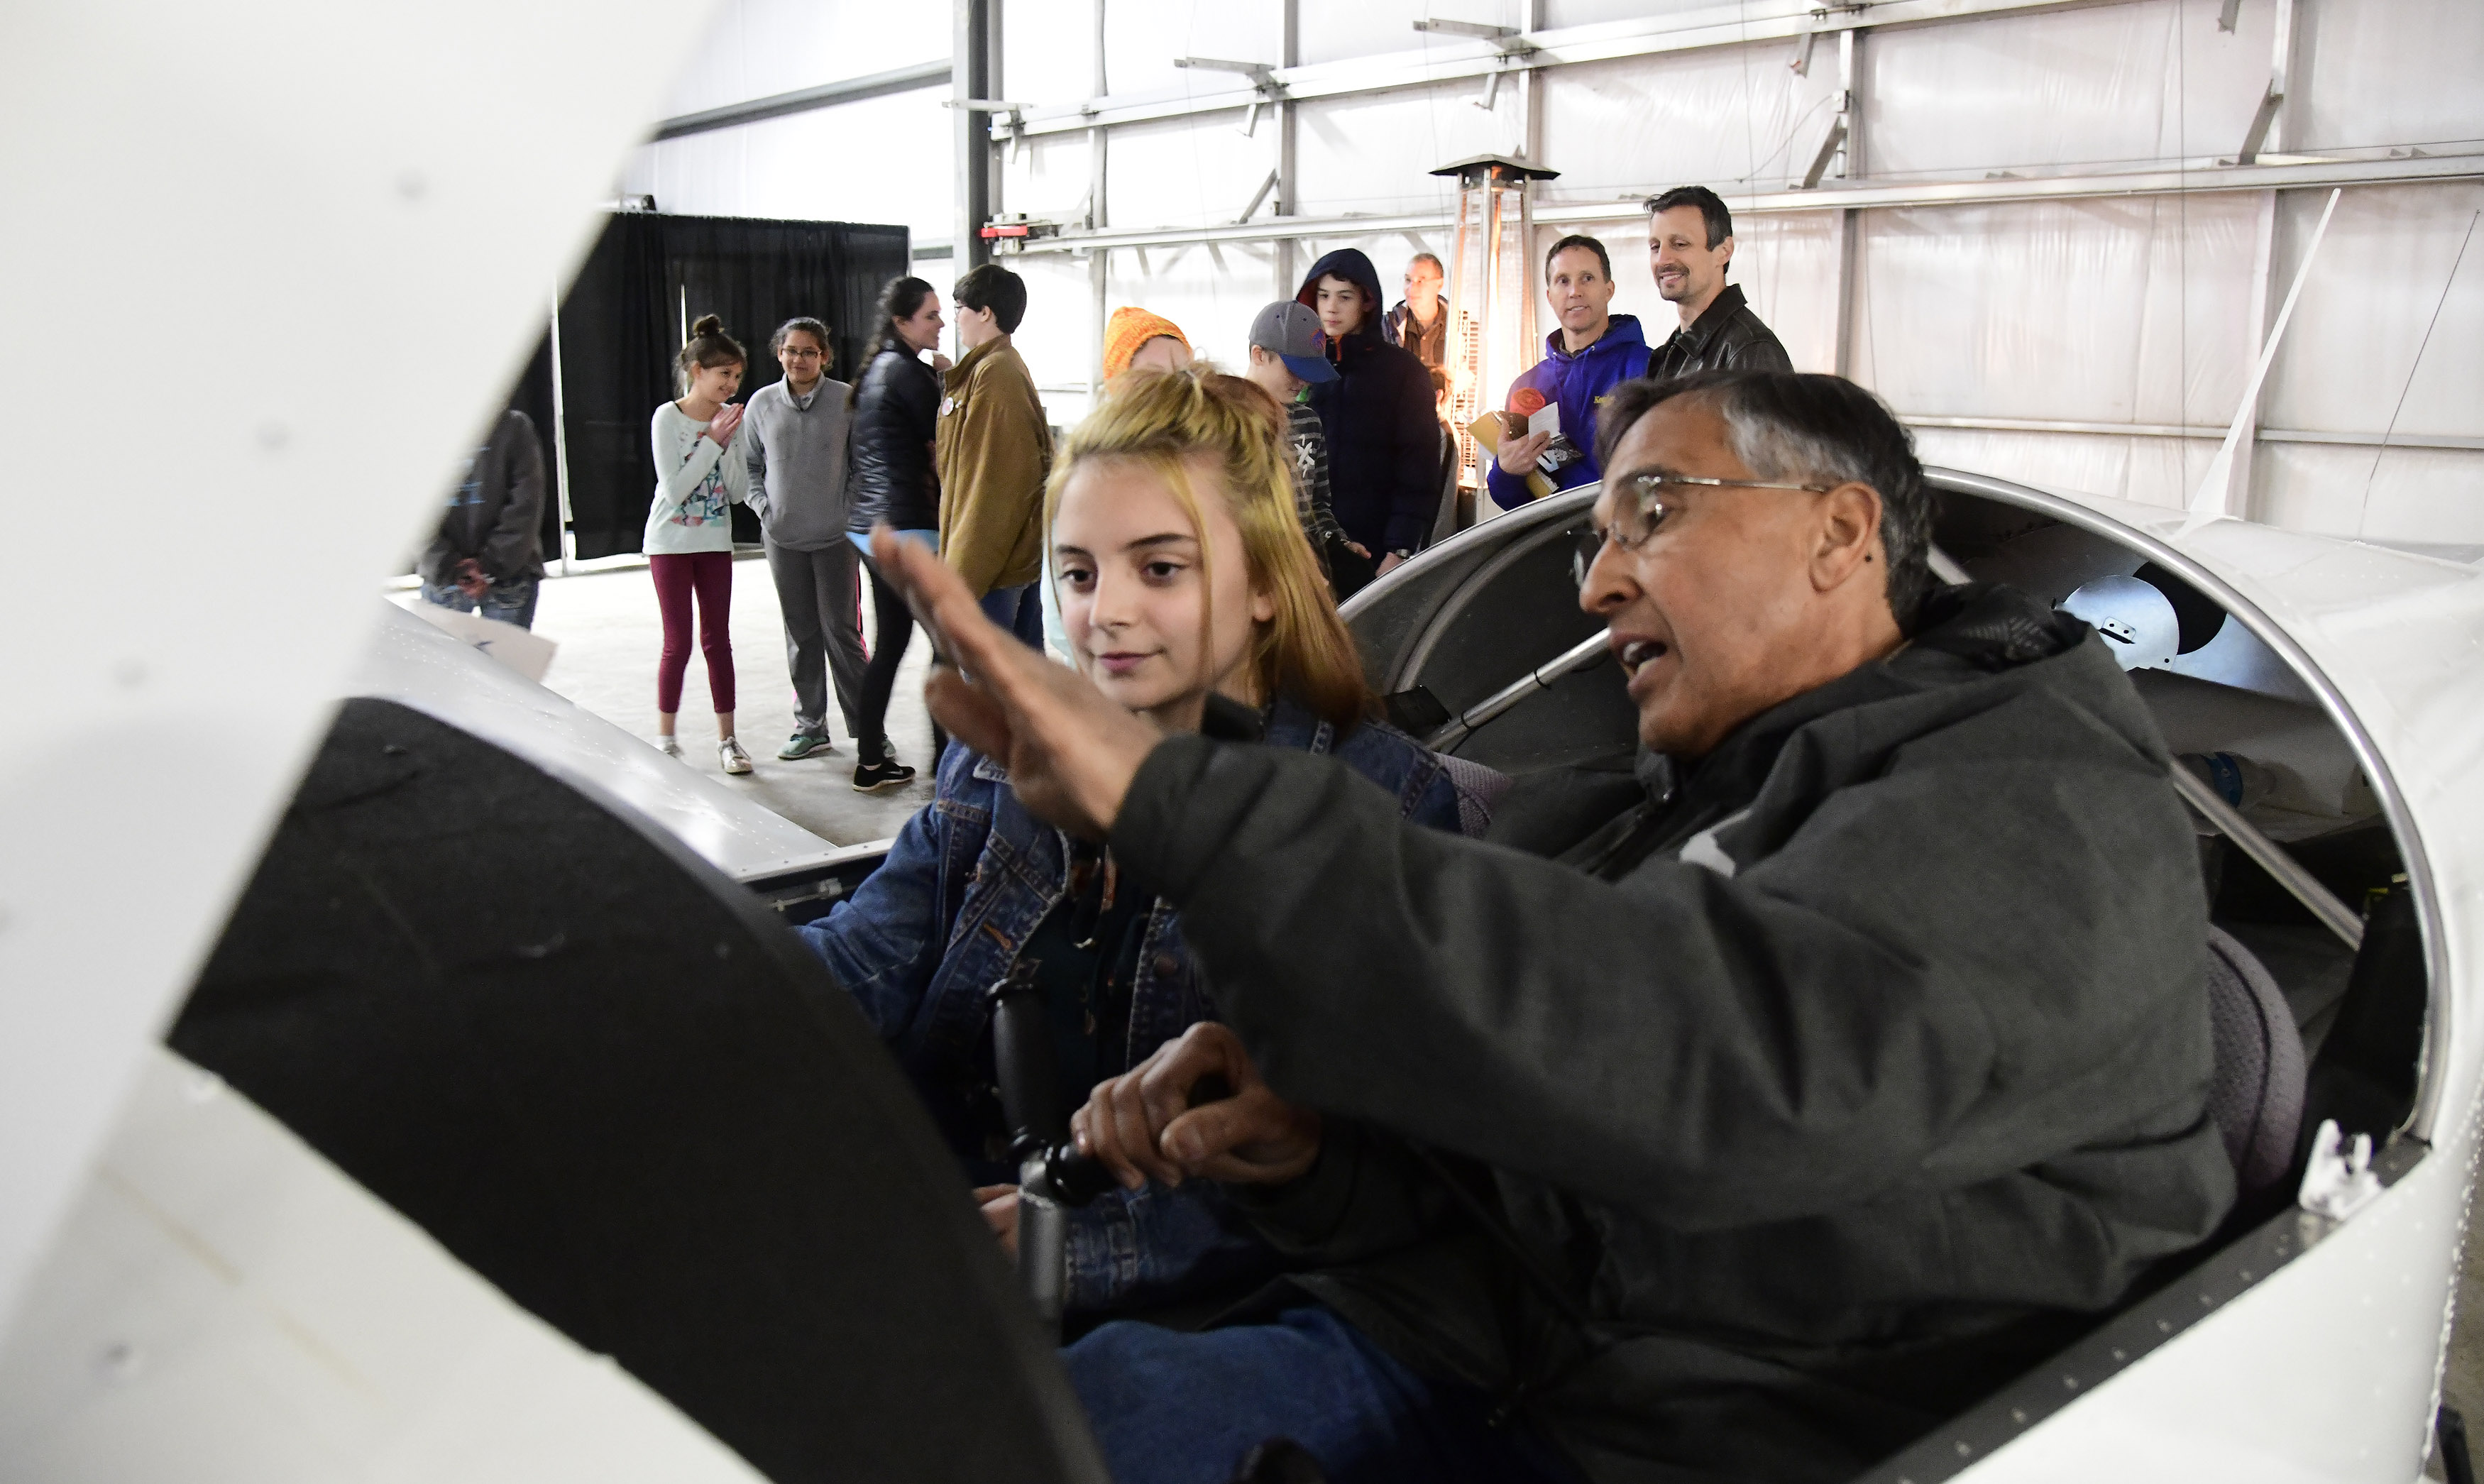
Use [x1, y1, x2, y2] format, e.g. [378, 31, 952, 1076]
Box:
[938, 264, 1053, 647]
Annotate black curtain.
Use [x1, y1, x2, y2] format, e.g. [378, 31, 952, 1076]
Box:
[510, 212, 911, 561]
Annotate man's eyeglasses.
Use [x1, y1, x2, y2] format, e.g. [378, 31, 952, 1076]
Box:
[1571, 473, 1833, 585]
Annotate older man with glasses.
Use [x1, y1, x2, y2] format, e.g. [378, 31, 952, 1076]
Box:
[865, 370, 2235, 1484]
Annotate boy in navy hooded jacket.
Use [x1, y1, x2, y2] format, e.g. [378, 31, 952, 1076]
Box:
[1296, 249, 1440, 565]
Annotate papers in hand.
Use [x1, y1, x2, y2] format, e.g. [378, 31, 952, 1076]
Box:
[1526, 402, 1559, 440]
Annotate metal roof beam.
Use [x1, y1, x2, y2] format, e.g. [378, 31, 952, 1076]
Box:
[650, 60, 951, 141]
[1006, 151, 2484, 254]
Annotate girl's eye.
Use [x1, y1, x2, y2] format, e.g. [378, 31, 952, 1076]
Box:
[1143, 561, 1186, 582]
[1059, 566, 1095, 588]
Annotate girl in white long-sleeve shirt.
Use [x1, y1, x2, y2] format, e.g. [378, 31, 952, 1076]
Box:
[648, 315, 755, 774]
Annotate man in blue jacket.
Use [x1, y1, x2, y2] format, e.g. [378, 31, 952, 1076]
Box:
[1485, 234, 1649, 510]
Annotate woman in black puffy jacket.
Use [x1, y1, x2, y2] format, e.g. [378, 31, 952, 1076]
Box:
[842, 276, 948, 792]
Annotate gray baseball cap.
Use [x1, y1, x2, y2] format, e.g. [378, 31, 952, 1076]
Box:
[1248, 300, 1338, 383]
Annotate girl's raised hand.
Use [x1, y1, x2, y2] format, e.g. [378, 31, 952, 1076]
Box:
[706, 403, 745, 447]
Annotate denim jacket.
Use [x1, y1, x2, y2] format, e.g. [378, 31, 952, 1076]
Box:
[797, 703, 1502, 1313]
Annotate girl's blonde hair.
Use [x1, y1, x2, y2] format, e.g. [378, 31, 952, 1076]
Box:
[1044, 366, 1371, 732]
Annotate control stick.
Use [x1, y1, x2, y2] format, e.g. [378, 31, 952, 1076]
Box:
[987, 963, 1229, 1334]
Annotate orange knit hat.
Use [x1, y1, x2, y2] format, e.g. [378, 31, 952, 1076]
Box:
[1102, 306, 1191, 380]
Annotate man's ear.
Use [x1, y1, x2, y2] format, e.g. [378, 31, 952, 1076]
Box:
[1716, 235, 1736, 274]
[1811, 480, 1884, 593]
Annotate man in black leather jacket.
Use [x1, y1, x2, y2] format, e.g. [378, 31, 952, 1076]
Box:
[1645, 186, 1794, 379]
[867, 371, 2232, 1484]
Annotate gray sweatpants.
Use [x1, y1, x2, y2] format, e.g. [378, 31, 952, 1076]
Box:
[764, 535, 867, 739]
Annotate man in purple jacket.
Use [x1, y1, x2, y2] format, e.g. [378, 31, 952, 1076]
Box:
[1485, 235, 1651, 510]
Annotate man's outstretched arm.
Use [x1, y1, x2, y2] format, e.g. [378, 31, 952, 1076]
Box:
[864, 523, 2193, 1232]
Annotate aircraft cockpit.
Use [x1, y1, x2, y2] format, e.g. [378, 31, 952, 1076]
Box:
[1339, 469, 2450, 1478]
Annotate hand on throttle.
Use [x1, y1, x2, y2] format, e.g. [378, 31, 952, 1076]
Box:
[972, 1182, 1020, 1258]
[1071, 1023, 1321, 1190]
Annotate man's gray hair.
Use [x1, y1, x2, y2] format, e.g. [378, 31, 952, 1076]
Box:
[1594, 370, 1939, 627]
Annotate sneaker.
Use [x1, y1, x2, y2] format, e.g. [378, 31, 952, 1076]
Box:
[779, 731, 834, 761]
[851, 757, 917, 793]
[658, 736, 683, 758]
[719, 737, 754, 776]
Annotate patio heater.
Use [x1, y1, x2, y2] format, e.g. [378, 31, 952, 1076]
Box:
[1431, 153, 1560, 502]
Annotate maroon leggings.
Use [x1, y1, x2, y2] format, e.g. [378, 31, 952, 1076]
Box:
[652, 551, 735, 714]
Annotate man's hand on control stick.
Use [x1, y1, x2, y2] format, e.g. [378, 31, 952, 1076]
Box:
[868, 523, 1162, 840]
[1072, 1023, 1322, 1190]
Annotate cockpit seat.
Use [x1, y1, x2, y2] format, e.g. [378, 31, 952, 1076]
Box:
[2204, 925, 2309, 1199]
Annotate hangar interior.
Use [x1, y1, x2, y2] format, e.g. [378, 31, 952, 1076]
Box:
[628, 0, 2483, 548]
[9, 3, 2484, 1483]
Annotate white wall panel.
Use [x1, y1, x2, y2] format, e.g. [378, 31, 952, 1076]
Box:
[1539, 43, 1842, 200]
[1913, 427, 2219, 510]
[1006, 253, 1104, 405]
[1100, 0, 1282, 98]
[619, 89, 952, 241]
[2254, 441, 2484, 542]
[1303, 0, 1521, 69]
[1002, 0, 1095, 109]
[2292, 0, 2484, 155]
[1001, 131, 1099, 223]
[657, 0, 941, 117]
[1541, 0, 1718, 25]
[1102, 112, 1282, 229]
[1864, 0, 2273, 177]
[2260, 181, 2484, 438]
[1849, 193, 2257, 427]
[1293, 85, 1525, 219]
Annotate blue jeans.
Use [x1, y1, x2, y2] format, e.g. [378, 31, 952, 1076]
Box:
[1063, 1304, 1581, 1484]
[979, 582, 1045, 650]
[422, 576, 539, 630]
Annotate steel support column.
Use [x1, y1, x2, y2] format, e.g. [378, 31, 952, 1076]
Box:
[2229, 0, 2298, 516]
[1089, 0, 1109, 395]
[1830, 28, 1865, 378]
[954, 0, 994, 271]
[1276, 0, 1301, 299]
